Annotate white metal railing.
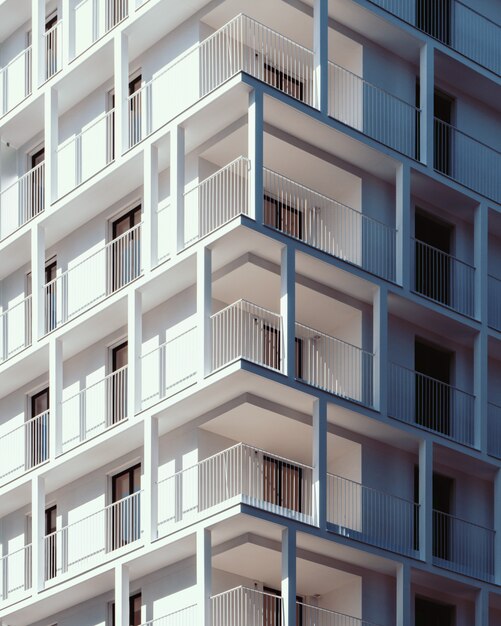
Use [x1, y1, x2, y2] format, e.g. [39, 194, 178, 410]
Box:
[157, 443, 313, 532]
[0, 46, 32, 116]
[211, 300, 283, 373]
[298, 601, 382, 626]
[0, 544, 32, 603]
[128, 86, 144, 148]
[57, 108, 115, 198]
[141, 326, 197, 408]
[74, 0, 129, 56]
[0, 161, 45, 241]
[263, 168, 396, 282]
[488, 275, 501, 331]
[61, 365, 127, 453]
[433, 509, 494, 581]
[44, 20, 62, 80]
[138, 605, 197, 626]
[43, 222, 141, 333]
[388, 363, 475, 446]
[434, 118, 501, 203]
[487, 402, 501, 459]
[0, 295, 32, 363]
[212, 586, 283, 626]
[328, 62, 419, 158]
[296, 323, 374, 407]
[326, 474, 418, 556]
[0, 411, 50, 483]
[44, 490, 141, 581]
[184, 156, 250, 247]
[413, 239, 475, 317]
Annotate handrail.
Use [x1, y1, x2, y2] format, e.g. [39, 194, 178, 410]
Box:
[0, 161, 45, 195]
[210, 298, 281, 321]
[62, 364, 128, 403]
[433, 508, 495, 534]
[434, 117, 501, 156]
[389, 362, 474, 397]
[296, 321, 373, 357]
[57, 108, 115, 153]
[0, 45, 32, 72]
[184, 156, 251, 195]
[328, 472, 417, 506]
[413, 237, 475, 269]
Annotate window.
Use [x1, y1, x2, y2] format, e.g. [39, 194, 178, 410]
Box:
[263, 455, 303, 513]
[45, 12, 58, 79]
[263, 587, 303, 626]
[128, 75, 142, 147]
[415, 596, 455, 626]
[109, 341, 128, 425]
[110, 464, 141, 549]
[263, 63, 304, 102]
[109, 206, 141, 293]
[45, 505, 57, 580]
[45, 259, 57, 333]
[111, 592, 142, 626]
[434, 90, 455, 176]
[26, 147, 45, 219]
[26, 387, 49, 469]
[264, 194, 304, 240]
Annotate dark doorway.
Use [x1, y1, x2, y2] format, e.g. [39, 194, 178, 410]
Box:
[415, 596, 455, 626]
[110, 206, 141, 292]
[416, 0, 452, 45]
[28, 147, 45, 219]
[45, 259, 57, 333]
[110, 464, 141, 550]
[263, 455, 303, 513]
[433, 472, 454, 561]
[27, 387, 49, 469]
[112, 592, 142, 626]
[263, 587, 303, 626]
[45, 504, 57, 580]
[128, 75, 142, 147]
[264, 193, 304, 240]
[434, 90, 455, 176]
[110, 341, 128, 425]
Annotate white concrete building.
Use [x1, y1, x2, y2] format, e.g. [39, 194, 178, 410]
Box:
[0, 0, 500, 624]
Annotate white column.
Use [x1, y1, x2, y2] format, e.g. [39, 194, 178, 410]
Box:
[396, 563, 411, 626]
[45, 86, 58, 205]
[170, 126, 185, 254]
[419, 439, 433, 562]
[114, 32, 129, 157]
[248, 89, 264, 225]
[419, 43, 434, 167]
[31, 223, 45, 342]
[197, 247, 212, 380]
[31, 475, 45, 593]
[281, 245, 295, 378]
[197, 528, 212, 626]
[474, 201, 488, 320]
[313, 0, 328, 114]
[143, 143, 159, 272]
[49, 337, 63, 459]
[396, 162, 411, 288]
[373, 286, 388, 414]
[61, 0, 74, 65]
[281, 527, 296, 626]
[32, 0, 45, 88]
[495, 469, 501, 585]
[475, 587, 489, 626]
[312, 397, 327, 527]
[474, 202, 488, 453]
[115, 563, 130, 626]
[127, 290, 142, 416]
[143, 414, 158, 544]
[474, 330, 488, 452]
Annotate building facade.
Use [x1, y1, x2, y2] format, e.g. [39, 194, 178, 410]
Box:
[0, 0, 500, 624]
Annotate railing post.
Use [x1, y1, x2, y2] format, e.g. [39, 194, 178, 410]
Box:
[196, 528, 212, 626]
[419, 439, 433, 562]
[143, 414, 158, 544]
[395, 162, 411, 288]
[127, 290, 142, 415]
[31, 223, 46, 341]
[31, 474, 45, 593]
[281, 245, 295, 378]
[281, 527, 296, 626]
[494, 468, 501, 585]
[197, 246, 212, 380]
[248, 89, 264, 226]
[475, 587, 489, 626]
[31, 0, 45, 87]
[474, 329, 488, 452]
[114, 563, 130, 626]
[313, 0, 328, 114]
[170, 125, 185, 254]
[49, 337, 63, 459]
[474, 202, 488, 321]
[396, 562, 411, 626]
[114, 32, 129, 157]
[373, 285, 388, 414]
[312, 397, 327, 528]
[143, 143, 159, 271]
[45, 86, 58, 205]
[419, 42, 434, 167]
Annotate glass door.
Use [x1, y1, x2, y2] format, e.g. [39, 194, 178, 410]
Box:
[26, 388, 49, 469]
[109, 206, 141, 293]
[109, 341, 128, 425]
[110, 464, 141, 550]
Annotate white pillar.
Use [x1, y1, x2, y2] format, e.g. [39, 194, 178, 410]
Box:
[396, 563, 411, 626]
[197, 528, 212, 626]
[31, 475, 45, 593]
[281, 527, 296, 626]
[127, 290, 142, 415]
[31, 223, 45, 341]
[49, 337, 62, 459]
[373, 286, 388, 414]
[197, 247, 212, 380]
[312, 397, 327, 527]
[474, 330, 488, 452]
[32, 0, 45, 88]
[474, 202, 488, 321]
[419, 439, 433, 562]
[419, 43, 434, 167]
[281, 245, 295, 378]
[248, 89, 264, 225]
[313, 0, 328, 114]
[494, 469, 501, 585]
[61, 0, 74, 65]
[143, 143, 159, 271]
[396, 163, 411, 288]
[475, 587, 489, 626]
[115, 563, 130, 626]
[143, 414, 158, 544]
[45, 86, 58, 205]
[170, 126, 185, 254]
[114, 32, 129, 157]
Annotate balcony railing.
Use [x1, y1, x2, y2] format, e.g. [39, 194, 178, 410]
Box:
[44, 20, 62, 80]
[0, 544, 32, 604]
[57, 108, 115, 198]
[183, 157, 250, 247]
[264, 168, 397, 282]
[44, 491, 141, 581]
[74, 0, 129, 57]
[328, 62, 419, 158]
[212, 587, 283, 626]
[433, 510, 494, 582]
[388, 363, 475, 446]
[0, 46, 32, 116]
[0, 411, 49, 484]
[298, 601, 382, 626]
[413, 238, 475, 317]
[0, 161, 45, 241]
[488, 275, 501, 331]
[367, 0, 501, 76]
[487, 402, 501, 459]
[157, 443, 313, 534]
[61, 365, 128, 454]
[138, 605, 197, 626]
[141, 326, 197, 408]
[0, 295, 32, 363]
[43, 222, 141, 333]
[296, 323, 374, 407]
[434, 118, 501, 204]
[327, 474, 418, 557]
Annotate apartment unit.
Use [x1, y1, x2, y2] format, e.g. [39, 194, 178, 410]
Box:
[0, 0, 500, 625]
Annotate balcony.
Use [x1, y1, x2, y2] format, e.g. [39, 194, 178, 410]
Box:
[487, 402, 501, 459]
[138, 605, 197, 626]
[0, 544, 31, 606]
[327, 474, 419, 557]
[388, 363, 475, 446]
[488, 275, 501, 331]
[0, 46, 32, 117]
[74, 0, 129, 58]
[0, 294, 32, 363]
[44, 20, 62, 81]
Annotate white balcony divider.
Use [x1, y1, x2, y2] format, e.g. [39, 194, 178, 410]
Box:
[388, 363, 475, 446]
[138, 605, 197, 626]
[61, 365, 128, 453]
[487, 402, 501, 459]
[326, 474, 418, 556]
[0, 295, 32, 363]
[0, 161, 45, 241]
[57, 109, 115, 198]
[43, 223, 141, 333]
[44, 491, 141, 581]
[433, 510, 494, 581]
[211, 300, 283, 373]
[263, 168, 396, 282]
[414, 239, 475, 317]
[0, 544, 32, 603]
[296, 323, 374, 407]
[0, 411, 50, 483]
[488, 275, 501, 331]
[0, 46, 32, 116]
[44, 20, 62, 80]
[157, 443, 313, 533]
[298, 601, 382, 626]
[434, 118, 501, 203]
[141, 326, 197, 408]
[183, 156, 250, 247]
[328, 62, 419, 158]
[212, 586, 283, 626]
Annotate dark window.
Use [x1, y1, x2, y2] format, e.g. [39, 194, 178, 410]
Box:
[433, 472, 454, 561]
[110, 206, 141, 292]
[415, 596, 455, 626]
[264, 63, 304, 102]
[109, 342, 128, 425]
[45, 505, 57, 580]
[111, 592, 142, 626]
[27, 388, 49, 469]
[416, 0, 452, 46]
[45, 14, 58, 79]
[264, 194, 304, 240]
[45, 260, 57, 333]
[262, 324, 281, 370]
[263, 586, 303, 626]
[110, 464, 141, 549]
[263, 455, 303, 513]
[27, 147, 45, 219]
[128, 75, 142, 147]
[434, 90, 455, 176]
